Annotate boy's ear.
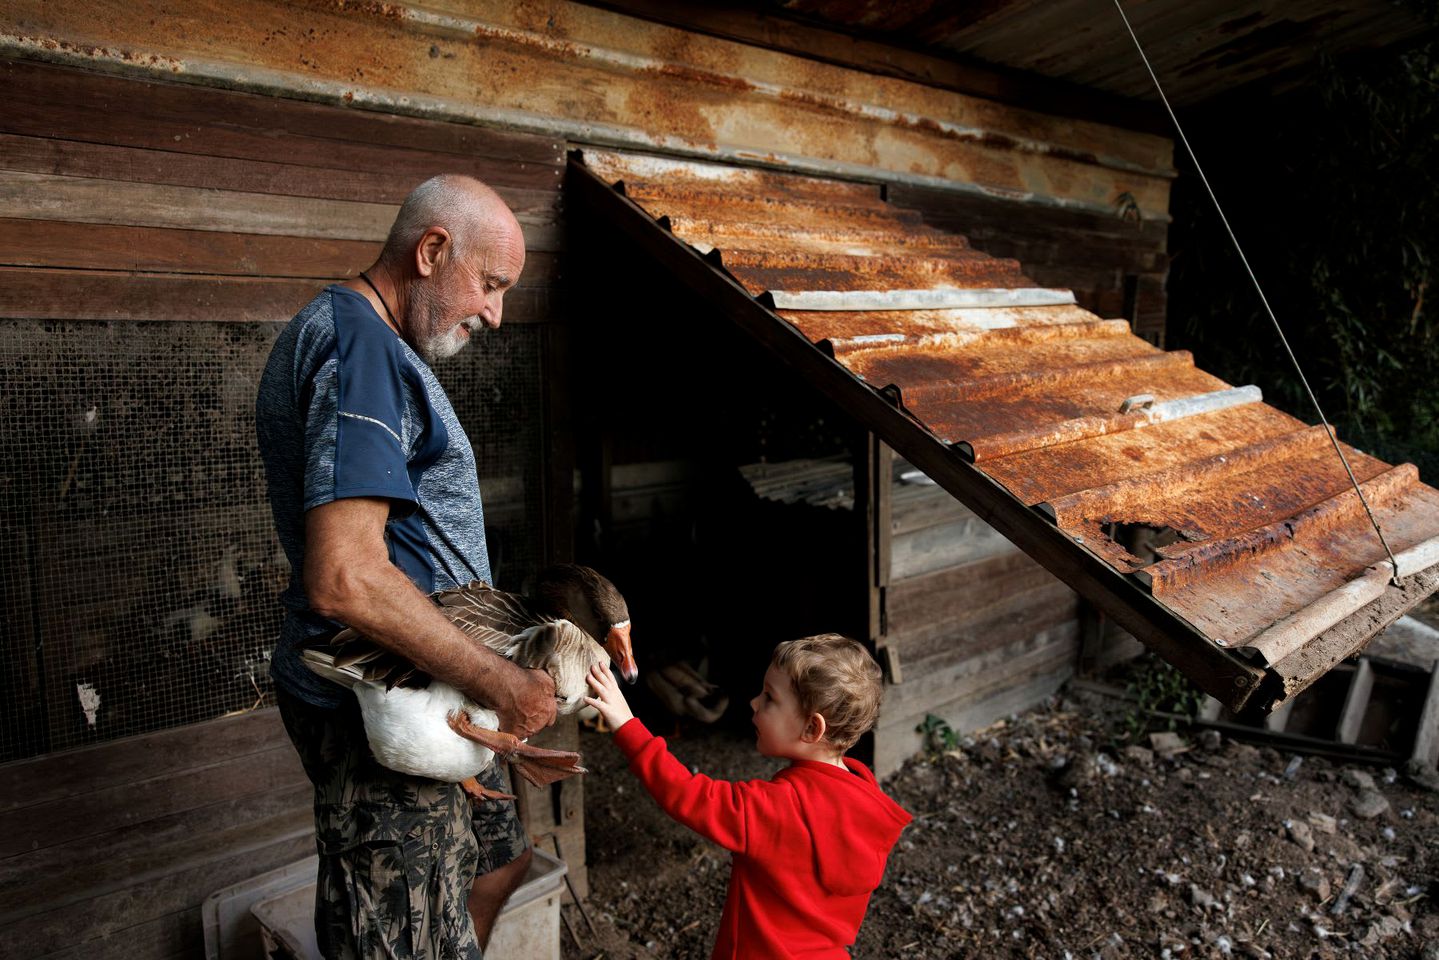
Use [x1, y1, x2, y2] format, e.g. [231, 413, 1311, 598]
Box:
[802, 712, 828, 744]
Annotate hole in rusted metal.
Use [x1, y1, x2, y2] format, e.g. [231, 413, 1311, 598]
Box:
[1104, 521, 1184, 565]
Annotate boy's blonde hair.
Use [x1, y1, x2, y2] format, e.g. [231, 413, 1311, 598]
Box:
[771, 633, 883, 752]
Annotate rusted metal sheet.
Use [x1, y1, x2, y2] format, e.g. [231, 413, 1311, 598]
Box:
[780, 0, 1434, 107]
[0, 0, 1173, 219]
[575, 147, 1439, 713]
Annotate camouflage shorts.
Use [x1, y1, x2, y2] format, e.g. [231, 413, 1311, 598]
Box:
[278, 691, 528, 959]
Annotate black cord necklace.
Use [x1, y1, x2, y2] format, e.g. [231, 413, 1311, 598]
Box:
[358, 271, 399, 328]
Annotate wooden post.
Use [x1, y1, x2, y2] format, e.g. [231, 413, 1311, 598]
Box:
[1413, 660, 1439, 769]
[1335, 658, 1374, 745]
[510, 715, 588, 898]
[854, 430, 892, 768]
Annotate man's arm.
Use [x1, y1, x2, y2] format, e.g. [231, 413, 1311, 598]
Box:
[303, 497, 556, 738]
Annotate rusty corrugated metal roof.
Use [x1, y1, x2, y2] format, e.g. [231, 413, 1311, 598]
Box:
[573, 148, 1439, 713]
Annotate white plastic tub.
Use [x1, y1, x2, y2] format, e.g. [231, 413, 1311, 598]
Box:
[246, 848, 568, 960]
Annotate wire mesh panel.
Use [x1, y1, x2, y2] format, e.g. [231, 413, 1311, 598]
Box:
[436, 324, 548, 592]
[0, 318, 548, 763]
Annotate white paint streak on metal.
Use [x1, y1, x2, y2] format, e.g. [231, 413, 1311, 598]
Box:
[958, 385, 1262, 465]
[1392, 535, 1439, 580]
[768, 287, 1077, 311]
[1143, 386, 1263, 426]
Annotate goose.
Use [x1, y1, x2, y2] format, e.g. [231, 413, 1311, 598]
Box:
[302, 565, 635, 800]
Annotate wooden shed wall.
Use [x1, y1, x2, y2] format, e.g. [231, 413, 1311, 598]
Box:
[876, 480, 1080, 775]
[0, 3, 1174, 953]
[0, 710, 310, 960]
[0, 57, 575, 957]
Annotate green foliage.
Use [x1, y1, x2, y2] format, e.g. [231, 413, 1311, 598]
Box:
[1168, 31, 1439, 481]
[916, 713, 958, 755]
[1119, 654, 1204, 740]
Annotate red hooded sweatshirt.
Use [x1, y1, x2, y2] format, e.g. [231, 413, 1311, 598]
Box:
[614, 719, 912, 959]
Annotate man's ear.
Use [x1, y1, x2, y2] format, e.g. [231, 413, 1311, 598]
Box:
[415, 227, 451, 277]
[802, 712, 828, 744]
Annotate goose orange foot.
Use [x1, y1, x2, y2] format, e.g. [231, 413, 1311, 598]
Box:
[446, 711, 588, 790]
[458, 776, 516, 802]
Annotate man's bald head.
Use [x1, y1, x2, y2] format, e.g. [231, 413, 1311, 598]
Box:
[380, 174, 521, 269]
[371, 174, 527, 363]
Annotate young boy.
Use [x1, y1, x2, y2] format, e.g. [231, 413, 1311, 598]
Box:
[584, 633, 911, 959]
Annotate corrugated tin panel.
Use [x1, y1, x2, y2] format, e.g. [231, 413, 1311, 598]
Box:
[574, 148, 1439, 713]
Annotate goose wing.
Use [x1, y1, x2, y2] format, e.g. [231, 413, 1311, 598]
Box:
[435, 580, 549, 656]
[310, 631, 421, 688]
[509, 620, 611, 712]
[306, 581, 550, 689]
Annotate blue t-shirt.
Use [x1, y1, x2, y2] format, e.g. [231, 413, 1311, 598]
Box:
[256, 285, 492, 707]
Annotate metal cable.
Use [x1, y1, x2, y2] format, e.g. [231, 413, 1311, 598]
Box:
[1111, 0, 1404, 586]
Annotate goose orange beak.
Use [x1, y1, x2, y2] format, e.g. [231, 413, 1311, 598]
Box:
[606, 622, 638, 684]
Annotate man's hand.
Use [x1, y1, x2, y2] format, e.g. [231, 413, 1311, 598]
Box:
[496, 667, 558, 740]
[584, 663, 634, 730]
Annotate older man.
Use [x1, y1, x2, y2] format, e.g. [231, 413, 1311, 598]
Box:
[256, 174, 556, 957]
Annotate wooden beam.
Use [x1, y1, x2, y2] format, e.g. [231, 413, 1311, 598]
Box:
[0, 133, 561, 211]
[0, 172, 561, 250]
[0, 218, 561, 282]
[1413, 661, 1439, 769]
[1335, 657, 1375, 745]
[0, 266, 555, 324]
[0, 59, 565, 172]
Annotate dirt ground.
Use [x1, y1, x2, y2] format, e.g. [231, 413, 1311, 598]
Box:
[560, 608, 1439, 959]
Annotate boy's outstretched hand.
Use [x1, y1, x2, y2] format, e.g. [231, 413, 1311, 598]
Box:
[585, 663, 635, 730]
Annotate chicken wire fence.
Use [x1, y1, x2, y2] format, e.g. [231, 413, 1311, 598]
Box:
[0, 319, 546, 763]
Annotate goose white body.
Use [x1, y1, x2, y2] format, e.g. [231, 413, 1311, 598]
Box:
[302, 577, 620, 784]
[353, 681, 500, 782]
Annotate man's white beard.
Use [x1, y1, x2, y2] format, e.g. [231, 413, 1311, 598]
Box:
[418, 323, 471, 364]
[411, 278, 475, 364]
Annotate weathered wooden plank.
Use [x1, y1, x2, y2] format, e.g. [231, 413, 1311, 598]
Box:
[887, 549, 1078, 654]
[877, 629, 1077, 742]
[0, 59, 565, 173]
[38, 908, 201, 960]
[0, 267, 554, 324]
[873, 637, 1076, 777]
[0, 172, 563, 250]
[891, 514, 1019, 581]
[0, 170, 391, 240]
[0, 743, 307, 860]
[0, 708, 289, 814]
[891, 481, 977, 536]
[1335, 657, 1375, 745]
[880, 625, 1079, 722]
[0, 218, 377, 278]
[512, 716, 587, 897]
[891, 577, 1079, 671]
[0, 783, 311, 918]
[1412, 662, 1439, 768]
[0, 218, 562, 282]
[0, 818, 313, 959]
[0, 133, 561, 216]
